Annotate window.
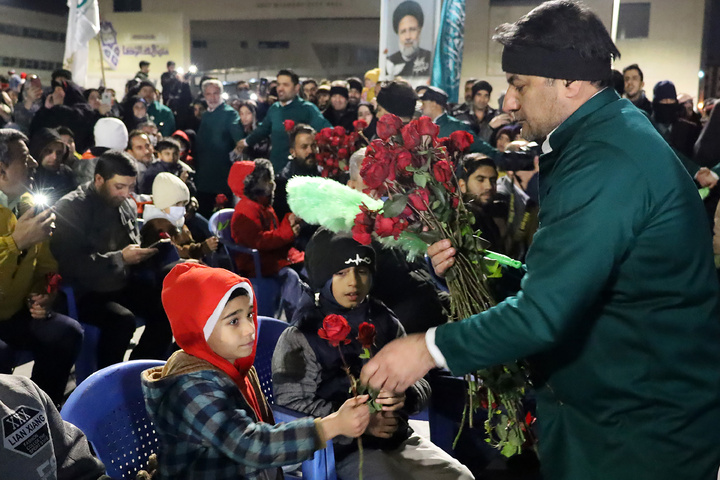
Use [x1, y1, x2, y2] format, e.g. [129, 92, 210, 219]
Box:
[617, 3, 651, 39]
[113, 0, 141, 13]
[192, 40, 208, 49]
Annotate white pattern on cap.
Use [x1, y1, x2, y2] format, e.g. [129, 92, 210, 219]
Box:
[203, 282, 254, 340]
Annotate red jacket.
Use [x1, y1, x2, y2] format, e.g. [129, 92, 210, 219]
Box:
[228, 161, 303, 276]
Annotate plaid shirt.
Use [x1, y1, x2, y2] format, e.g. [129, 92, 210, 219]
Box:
[142, 367, 322, 480]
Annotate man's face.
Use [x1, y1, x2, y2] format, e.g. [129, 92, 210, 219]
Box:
[303, 82, 318, 102]
[141, 65, 149, 74]
[158, 148, 179, 164]
[623, 68, 643, 97]
[291, 132, 317, 167]
[398, 15, 421, 58]
[473, 90, 490, 111]
[0, 139, 37, 199]
[204, 84, 222, 110]
[128, 134, 153, 164]
[167, 64, 175, 73]
[138, 85, 155, 103]
[465, 81, 475, 103]
[95, 174, 136, 207]
[421, 99, 441, 118]
[503, 73, 562, 142]
[330, 94, 348, 111]
[460, 165, 497, 206]
[348, 88, 362, 105]
[40, 141, 66, 171]
[276, 75, 299, 103]
[317, 92, 330, 110]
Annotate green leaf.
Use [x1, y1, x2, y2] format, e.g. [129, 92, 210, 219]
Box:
[413, 172, 428, 188]
[382, 194, 408, 218]
[359, 347, 371, 359]
[418, 229, 442, 244]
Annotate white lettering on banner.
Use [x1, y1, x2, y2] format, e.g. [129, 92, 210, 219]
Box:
[122, 45, 170, 57]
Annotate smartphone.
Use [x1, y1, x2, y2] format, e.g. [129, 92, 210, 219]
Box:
[101, 91, 113, 106]
[146, 237, 171, 249]
[30, 75, 42, 90]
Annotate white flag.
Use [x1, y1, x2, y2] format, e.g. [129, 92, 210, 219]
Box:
[63, 0, 100, 87]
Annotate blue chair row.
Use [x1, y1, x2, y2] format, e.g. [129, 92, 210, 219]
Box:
[208, 209, 282, 318]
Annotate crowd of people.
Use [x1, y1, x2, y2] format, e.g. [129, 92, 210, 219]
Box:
[2, 0, 720, 478]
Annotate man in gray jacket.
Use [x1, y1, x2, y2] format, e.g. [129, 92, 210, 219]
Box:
[51, 151, 170, 369]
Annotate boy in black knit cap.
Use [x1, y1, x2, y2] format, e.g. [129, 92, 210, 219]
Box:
[271, 228, 473, 479]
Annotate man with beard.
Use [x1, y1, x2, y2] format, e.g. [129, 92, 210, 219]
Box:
[125, 130, 155, 188]
[51, 151, 173, 372]
[323, 83, 357, 133]
[316, 84, 331, 112]
[651, 80, 702, 160]
[301, 79, 318, 104]
[346, 77, 363, 107]
[622, 64, 652, 116]
[455, 80, 498, 142]
[385, 0, 432, 78]
[0, 129, 83, 406]
[362, 2, 720, 479]
[237, 69, 330, 172]
[137, 80, 176, 137]
[420, 86, 474, 137]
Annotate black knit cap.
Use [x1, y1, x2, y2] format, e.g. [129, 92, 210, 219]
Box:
[471, 80, 493, 98]
[330, 85, 349, 99]
[377, 81, 418, 118]
[346, 77, 363, 92]
[393, 0, 424, 33]
[305, 229, 376, 291]
[420, 86, 448, 108]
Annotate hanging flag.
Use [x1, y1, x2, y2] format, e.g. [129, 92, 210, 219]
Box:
[63, 0, 100, 86]
[430, 0, 466, 103]
[99, 21, 120, 70]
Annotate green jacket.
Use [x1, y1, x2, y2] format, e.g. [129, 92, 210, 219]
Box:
[195, 103, 245, 194]
[245, 97, 330, 171]
[435, 88, 720, 480]
[435, 112, 498, 159]
[147, 101, 176, 137]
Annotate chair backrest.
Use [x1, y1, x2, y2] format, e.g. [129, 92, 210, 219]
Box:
[255, 316, 289, 403]
[208, 208, 235, 243]
[61, 360, 165, 480]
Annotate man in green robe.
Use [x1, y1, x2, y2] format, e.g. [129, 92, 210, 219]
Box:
[361, 2, 720, 479]
[238, 69, 330, 172]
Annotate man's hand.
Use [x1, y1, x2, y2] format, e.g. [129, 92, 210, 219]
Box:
[360, 334, 436, 393]
[365, 411, 399, 439]
[427, 239, 456, 278]
[121, 245, 158, 265]
[489, 113, 513, 130]
[12, 208, 55, 251]
[695, 167, 719, 189]
[204, 236, 219, 252]
[233, 139, 247, 156]
[375, 389, 405, 412]
[28, 293, 52, 320]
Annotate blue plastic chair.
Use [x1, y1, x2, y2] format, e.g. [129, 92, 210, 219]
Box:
[61, 360, 165, 480]
[254, 316, 337, 480]
[208, 209, 282, 317]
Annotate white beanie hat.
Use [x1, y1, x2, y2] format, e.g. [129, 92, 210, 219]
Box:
[152, 172, 190, 210]
[94, 117, 129, 150]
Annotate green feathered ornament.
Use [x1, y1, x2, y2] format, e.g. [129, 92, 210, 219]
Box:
[287, 176, 429, 259]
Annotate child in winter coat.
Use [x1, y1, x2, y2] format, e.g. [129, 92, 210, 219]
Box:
[271, 229, 473, 479]
[141, 263, 369, 480]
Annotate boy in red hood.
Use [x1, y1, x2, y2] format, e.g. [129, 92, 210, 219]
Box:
[141, 263, 369, 480]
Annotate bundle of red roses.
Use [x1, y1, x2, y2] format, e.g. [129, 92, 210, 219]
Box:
[318, 314, 380, 479]
[45, 272, 62, 295]
[354, 114, 533, 457]
[314, 121, 367, 180]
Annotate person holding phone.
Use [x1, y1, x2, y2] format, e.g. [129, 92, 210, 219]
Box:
[0, 129, 83, 406]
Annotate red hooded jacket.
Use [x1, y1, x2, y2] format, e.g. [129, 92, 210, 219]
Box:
[227, 161, 303, 276]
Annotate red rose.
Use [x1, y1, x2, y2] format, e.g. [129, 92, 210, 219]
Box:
[376, 114, 404, 140]
[332, 125, 345, 137]
[449, 130, 474, 152]
[451, 196, 459, 208]
[352, 223, 373, 245]
[416, 116, 439, 138]
[374, 214, 396, 237]
[360, 156, 391, 189]
[357, 322, 376, 349]
[318, 314, 352, 347]
[321, 128, 334, 139]
[215, 194, 228, 207]
[337, 148, 349, 160]
[284, 120, 295, 132]
[353, 119, 368, 132]
[395, 150, 412, 174]
[433, 160, 453, 184]
[401, 123, 421, 150]
[408, 188, 430, 211]
[331, 136, 341, 147]
[45, 272, 62, 294]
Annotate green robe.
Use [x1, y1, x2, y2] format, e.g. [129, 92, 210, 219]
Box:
[245, 96, 330, 172]
[195, 103, 244, 194]
[435, 88, 720, 479]
[147, 100, 176, 137]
